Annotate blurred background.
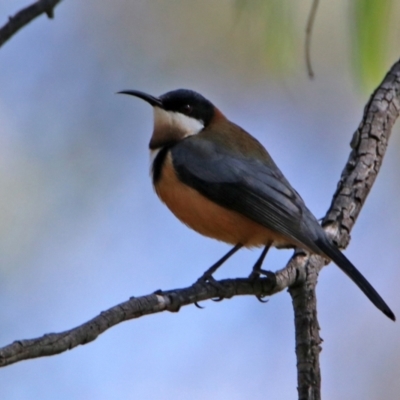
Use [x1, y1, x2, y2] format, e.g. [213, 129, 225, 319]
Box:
[0, 1, 399, 399]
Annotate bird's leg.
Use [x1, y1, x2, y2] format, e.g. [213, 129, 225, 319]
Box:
[197, 243, 243, 284]
[248, 243, 273, 280]
[248, 243, 276, 303]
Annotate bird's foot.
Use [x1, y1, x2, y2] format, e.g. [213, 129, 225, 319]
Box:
[248, 268, 276, 282]
[248, 269, 276, 303]
[195, 271, 228, 304]
[196, 271, 221, 288]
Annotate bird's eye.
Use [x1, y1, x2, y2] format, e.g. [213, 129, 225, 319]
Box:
[182, 104, 193, 115]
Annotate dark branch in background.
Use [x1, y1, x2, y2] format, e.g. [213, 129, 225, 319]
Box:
[305, 0, 319, 79]
[0, 59, 399, 374]
[0, 0, 63, 48]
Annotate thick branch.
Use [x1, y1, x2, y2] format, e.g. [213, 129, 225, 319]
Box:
[0, 0, 63, 48]
[290, 60, 400, 400]
[324, 66, 400, 243]
[289, 256, 322, 400]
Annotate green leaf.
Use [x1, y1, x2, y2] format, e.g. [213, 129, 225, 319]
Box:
[351, 0, 394, 91]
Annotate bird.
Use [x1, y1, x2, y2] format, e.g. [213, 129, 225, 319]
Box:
[118, 88, 395, 321]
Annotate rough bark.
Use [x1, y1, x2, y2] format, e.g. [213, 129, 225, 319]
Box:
[289, 61, 400, 400]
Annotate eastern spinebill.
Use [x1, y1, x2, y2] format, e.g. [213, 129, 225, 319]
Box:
[118, 88, 395, 321]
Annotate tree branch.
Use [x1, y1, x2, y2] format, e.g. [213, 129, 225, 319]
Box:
[305, 0, 319, 79]
[0, 0, 63, 48]
[290, 59, 400, 400]
[0, 274, 287, 367]
[289, 256, 322, 400]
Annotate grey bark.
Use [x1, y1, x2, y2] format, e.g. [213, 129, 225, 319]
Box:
[288, 62, 400, 399]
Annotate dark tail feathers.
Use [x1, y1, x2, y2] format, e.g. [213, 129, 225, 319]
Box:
[316, 238, 395, 321]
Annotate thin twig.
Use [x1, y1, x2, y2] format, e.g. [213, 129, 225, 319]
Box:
[305, 0, 319, 79]
[0, 273, 291, 367]
[0, 0, 63, 48]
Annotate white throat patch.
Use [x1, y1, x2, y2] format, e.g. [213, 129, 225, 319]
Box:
[153, 107, 204, 138]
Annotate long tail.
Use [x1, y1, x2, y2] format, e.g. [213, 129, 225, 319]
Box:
[315, 238, 395, 321]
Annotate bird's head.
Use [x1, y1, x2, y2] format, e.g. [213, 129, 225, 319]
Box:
[118, 89, 220, 149]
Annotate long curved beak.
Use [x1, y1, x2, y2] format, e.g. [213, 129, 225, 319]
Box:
[117, 90, 163, 108]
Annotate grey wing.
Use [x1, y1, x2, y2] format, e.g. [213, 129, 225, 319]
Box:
[171, 137, 325, 253]
[171, 137, 396, 321]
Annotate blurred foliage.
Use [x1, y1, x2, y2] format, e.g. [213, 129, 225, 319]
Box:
[235, 0, 398, 92]
[234, 0, 297, 75]
[351, 0, 394, 92]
